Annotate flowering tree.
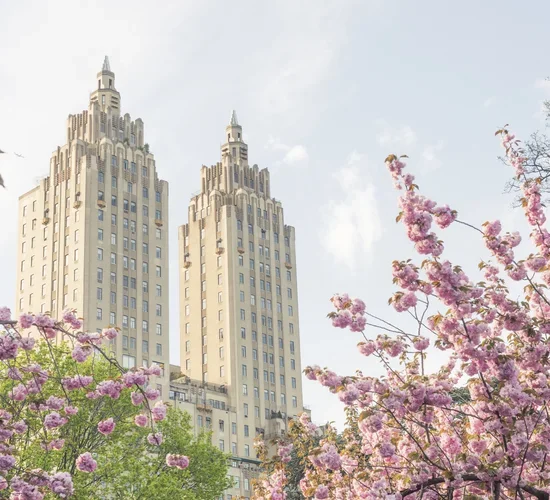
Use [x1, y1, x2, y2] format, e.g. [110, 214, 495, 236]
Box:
[0, 310, 189, 498]
[254, 129, 550, 499]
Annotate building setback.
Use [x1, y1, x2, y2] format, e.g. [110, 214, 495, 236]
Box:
[177, 112, 306, 497]
[15, 57, 170, 393]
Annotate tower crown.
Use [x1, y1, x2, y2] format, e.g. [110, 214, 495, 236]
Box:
[225, 109, 243, 143]
[97, 55, 116, 92]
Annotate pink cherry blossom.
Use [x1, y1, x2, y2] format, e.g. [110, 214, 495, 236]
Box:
[75, 452, 97, 473]
[134, 414, 148, 427]
[97, 418, 115, 435]
[166, 454, 189, 469]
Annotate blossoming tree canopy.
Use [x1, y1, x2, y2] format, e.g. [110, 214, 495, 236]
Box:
[254, 129, 550, 500]
[0, 308, 188, 498]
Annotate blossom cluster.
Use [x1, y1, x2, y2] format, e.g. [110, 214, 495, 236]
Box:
[255, 130, 550, 499]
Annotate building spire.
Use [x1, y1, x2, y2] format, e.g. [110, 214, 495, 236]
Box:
[230, 110, 238, 126]
[102, 56, 111, 72]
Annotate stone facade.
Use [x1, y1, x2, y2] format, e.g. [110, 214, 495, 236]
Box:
[178, 112, 306, 497]
[15, 57, 170, 394]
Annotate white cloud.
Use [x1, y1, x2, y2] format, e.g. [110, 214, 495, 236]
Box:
[253, 1, 363, 117]
[374, 121, 444, 175]
[420, 140, 445, 173]
[535, 78, 550, 91]
[483, 96, 496, 108]
[265, 136, 309, 166]
[320, 151, 382, 268]
[283, 145, 309, 165]
[375, 121, 417, 149]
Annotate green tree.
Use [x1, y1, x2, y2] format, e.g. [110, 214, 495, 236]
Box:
[5, 342, 230, 499]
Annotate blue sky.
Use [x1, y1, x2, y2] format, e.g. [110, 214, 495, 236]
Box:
[0, 0, 549, 428]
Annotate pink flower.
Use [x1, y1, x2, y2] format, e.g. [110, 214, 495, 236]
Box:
[393, 292, 417, 312]
[131, 391, 145, 406]
[412, 336, 430, 351]
[166, 454, 189, 469]
[358, 341, 376, 357]
[315, 485, 329, 499]
[71, 345, 91, 363]
[145, 364, 162, 376]
[147, 432, 163, 445]
[0, 454, 15, 470]
[49, 472, 74, 497]
[12, 420, 27, 434]
[102, 327, 118, 340]
[144, 387, 160, 401]
[97, 418, 115, 435]
[152, 402, 167, 422]
[64, 406, 79, 416]
[76, 452, 97, 473]
[44, 412, 67, 430]
[484, 220, 502, 237]
[19, 314, 34, 329]
[96, 380, 123, 399]
[134, 414, 148, 427]
[0, 308, 11, 321]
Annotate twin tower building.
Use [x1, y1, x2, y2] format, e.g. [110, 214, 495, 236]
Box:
[15, 58, 305, 498]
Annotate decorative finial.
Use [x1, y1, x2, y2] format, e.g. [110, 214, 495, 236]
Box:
[102, 56, 111, 72]
[230, 110, 239, 126]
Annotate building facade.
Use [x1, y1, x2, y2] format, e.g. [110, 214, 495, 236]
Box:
[169, 373, 261, 499]
[178, 112, 305, 494]
[16, 58, 170, 392]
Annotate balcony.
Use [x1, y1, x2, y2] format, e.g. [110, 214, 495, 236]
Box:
[42, 217, 50, 225]
[237, 247, 245, 254]
[215, 247, 224, 255]
[155, 219, 163, 227]
[97, 199, 106, 208]
[183, 261, 191, 269]
[285, 262, 292, 270]
[73, 200, 82, 209]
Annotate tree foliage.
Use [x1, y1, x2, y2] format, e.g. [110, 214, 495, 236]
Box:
[0, 312, 191, 498]
[6, 342, 230, 499]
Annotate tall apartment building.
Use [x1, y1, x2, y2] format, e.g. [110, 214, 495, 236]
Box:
[178, 112, 305, 491]
[16, 58, 170, 392]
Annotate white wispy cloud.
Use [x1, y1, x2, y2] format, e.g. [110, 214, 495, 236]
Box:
[320, 151, 382, 269]
[420, 140, 446, 174]
[375, 121, 445, 174]
[265, 136, 309, 166]
[253, 2, 359, 117]
[535, 78, 550, 91]
[375, 121, 417, 149]
[483, 96, 496, 108]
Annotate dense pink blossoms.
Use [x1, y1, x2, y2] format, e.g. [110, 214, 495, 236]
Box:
[256, 131, 550, 499]
[97, 418, 115, 435]
[166, 454, 190, 470]
[75, 452, 97, 473]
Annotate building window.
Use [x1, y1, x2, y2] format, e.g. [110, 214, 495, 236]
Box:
[96, 308, 102, 320]
[156, 343, 162, 356]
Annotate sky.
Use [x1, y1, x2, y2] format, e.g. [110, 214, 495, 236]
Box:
[1, 0, 550, 429]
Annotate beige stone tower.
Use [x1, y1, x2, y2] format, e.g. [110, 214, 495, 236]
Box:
[16, 57, 170, 394]
[178, 112, 305, 485]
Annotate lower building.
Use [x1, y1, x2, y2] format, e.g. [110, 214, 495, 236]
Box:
[169, 369, 261, 499]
